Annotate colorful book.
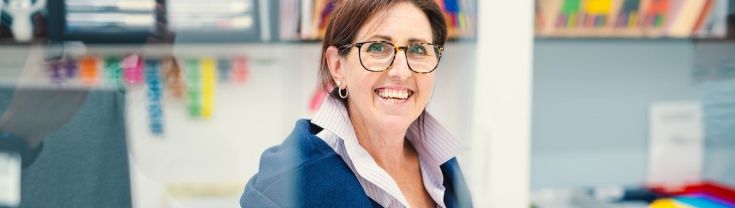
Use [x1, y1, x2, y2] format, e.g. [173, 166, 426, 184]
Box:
[299, 0, 314, 39]
[640, 0, 670, 37]
[559, 0, 582, 28]
[694, 0, 729, 38]
[614, 0, 641, 28]
[584, 0, 613, 28]
[667, 0, 708, 37]
[642, 0, 669, 28]
[279, 0, 300, 41]
[537, 0, 564, 36]
[691, 0, 715, 35]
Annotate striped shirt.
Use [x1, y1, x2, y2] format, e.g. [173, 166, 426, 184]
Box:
[311, 96, 462, 208]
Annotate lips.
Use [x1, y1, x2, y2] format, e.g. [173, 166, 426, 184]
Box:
[374, 88, 414, 102]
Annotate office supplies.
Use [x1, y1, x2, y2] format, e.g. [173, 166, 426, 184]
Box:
[45, 57, 78, 85]
[47, 60, 65, 84]
[123, 54, 143, 84]
[200, 58, 216, 119]
[185, 58, 202, 117]
[649, 181, 735, 207]
[79, 56, 100, 86]
[674, 195, 734, 208]
[161, 57, 184, 99]
[63, 58, 78, 82]
[105, 57, 123, 87]
[0, 152, 21, 207]
[232, 56, 249, 84]
[217, 58, 231, 82]
[648, 101, 703, 185]
[145, 59, 165, 135]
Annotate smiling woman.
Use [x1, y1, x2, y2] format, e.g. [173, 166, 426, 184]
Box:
[240, 0, 472, 207]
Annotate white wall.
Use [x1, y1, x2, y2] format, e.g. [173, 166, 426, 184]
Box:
[469, 0, 533, 207]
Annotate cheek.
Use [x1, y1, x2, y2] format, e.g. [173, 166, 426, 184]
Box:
[345, 61, 376, 98]
[416, 75, 435, 103]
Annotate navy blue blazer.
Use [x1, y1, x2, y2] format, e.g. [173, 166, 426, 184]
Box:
[240, 119, 473, 208]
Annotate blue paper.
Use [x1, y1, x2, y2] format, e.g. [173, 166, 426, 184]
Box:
[675, 195, 735, 208]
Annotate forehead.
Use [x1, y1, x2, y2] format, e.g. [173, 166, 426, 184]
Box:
[355, 2, 434, 43]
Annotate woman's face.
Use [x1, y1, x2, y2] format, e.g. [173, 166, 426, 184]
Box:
[330, 2, 435, 131]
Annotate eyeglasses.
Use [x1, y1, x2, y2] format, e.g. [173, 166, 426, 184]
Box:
[339, 41, 444, 74]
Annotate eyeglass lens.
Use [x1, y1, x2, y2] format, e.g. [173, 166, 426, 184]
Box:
[358, 42, 440, 73]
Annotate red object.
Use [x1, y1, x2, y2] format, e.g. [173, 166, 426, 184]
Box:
[644, 0, 670, 26]
[647, 181, 735, 205]
[308, 87, 328, 113]
[645, 0, 670, 15]
[232, 56, 249, 84]
[123, 54, 143, 84]
[691, 0, 714, 33]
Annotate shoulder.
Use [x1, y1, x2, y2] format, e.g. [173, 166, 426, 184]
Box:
[440, 158, 474, 208]
[245, 119, 335, 188]
[240, 119, 374, 207]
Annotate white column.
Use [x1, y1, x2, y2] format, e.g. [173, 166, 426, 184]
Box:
[469, 0, 533, 207]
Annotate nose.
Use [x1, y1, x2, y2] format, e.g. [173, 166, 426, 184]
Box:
[387, 47, 412, 80]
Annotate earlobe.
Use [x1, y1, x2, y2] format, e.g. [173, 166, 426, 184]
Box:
[326, 46, 345, 82]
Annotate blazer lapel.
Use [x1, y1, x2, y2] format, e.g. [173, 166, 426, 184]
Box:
[441, 158, 473, 208]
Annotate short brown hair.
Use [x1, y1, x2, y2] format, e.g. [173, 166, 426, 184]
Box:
[318, 0, 448, 93]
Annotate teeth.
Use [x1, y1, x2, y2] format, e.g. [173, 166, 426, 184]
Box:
[376, 88, 412, 100]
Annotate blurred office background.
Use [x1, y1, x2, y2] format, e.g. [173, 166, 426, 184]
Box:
[0, 0, 733, 207]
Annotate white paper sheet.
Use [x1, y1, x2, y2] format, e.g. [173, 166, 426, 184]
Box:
[647, 101, 704, 185]
[0, 152, 21, 207]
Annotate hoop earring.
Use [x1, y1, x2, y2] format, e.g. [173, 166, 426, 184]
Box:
[338, 87, 349, 99]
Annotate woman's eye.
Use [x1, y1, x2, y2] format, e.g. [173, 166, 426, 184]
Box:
[367, 43, 385, 52]
[409, 45, 427, 55]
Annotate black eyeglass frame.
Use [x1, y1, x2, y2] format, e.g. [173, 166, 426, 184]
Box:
[338, 41, 444, 74]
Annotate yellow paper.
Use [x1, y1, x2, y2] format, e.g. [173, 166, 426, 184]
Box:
[201, 58, 216, 119]
[649, 199, 692, 208]
[585, 0, 612, 15]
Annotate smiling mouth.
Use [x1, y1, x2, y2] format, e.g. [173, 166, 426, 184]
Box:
[374, 88, 414, 103]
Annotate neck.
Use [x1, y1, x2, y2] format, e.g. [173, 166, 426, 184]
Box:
[348, 109, 412, 170]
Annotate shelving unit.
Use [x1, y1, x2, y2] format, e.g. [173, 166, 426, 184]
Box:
[535, 0, 732, 39]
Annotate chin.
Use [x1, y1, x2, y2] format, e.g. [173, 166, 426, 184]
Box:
[374, 113, 418, 132]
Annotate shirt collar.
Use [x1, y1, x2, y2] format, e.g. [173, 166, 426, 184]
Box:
[312, 95, 462, 170]
[312, 95, 462, 208]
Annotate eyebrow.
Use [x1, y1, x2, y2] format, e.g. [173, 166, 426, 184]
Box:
[364, 35, 392, 41]
[362, 35, 431, 43]
[408, 38, 431, 43]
